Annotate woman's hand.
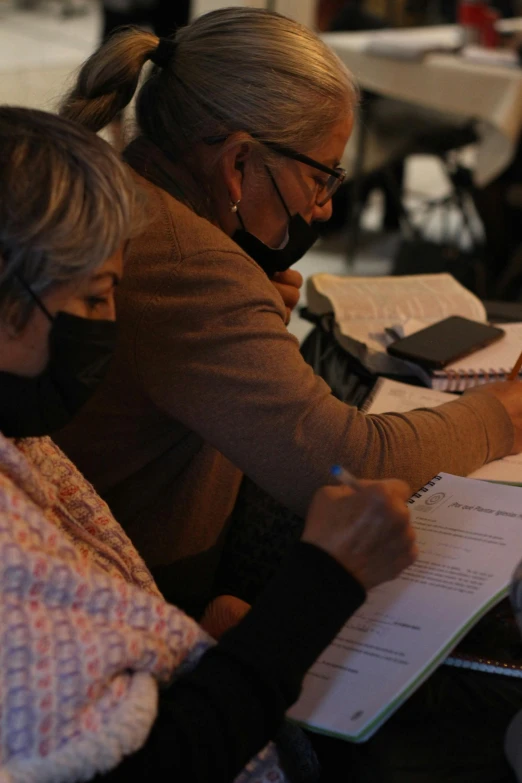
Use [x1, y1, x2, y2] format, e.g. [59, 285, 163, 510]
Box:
[302, 480, 417, 591]
[271, 269, 303, 324]
[465, 381, 522, 454]
[200, 594, 251, 640]
[202, 480, 416, 636]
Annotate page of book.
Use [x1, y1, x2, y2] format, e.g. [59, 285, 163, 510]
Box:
[288, 473, 522, 742]
[306, 273, 487, 355]
[363, 377, 522, 483]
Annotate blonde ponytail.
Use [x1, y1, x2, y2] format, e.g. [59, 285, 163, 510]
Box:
[61, 27, 159, 133]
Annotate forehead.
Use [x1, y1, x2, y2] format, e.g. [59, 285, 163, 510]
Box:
[307, 113, 354, 164]
[90, 247, 124, 282]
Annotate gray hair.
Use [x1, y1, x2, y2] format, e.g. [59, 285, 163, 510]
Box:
[0, 106, 138, 331]
[60, 7, 358, 163]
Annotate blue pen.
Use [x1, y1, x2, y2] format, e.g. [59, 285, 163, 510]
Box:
[330, 464, 363, 492]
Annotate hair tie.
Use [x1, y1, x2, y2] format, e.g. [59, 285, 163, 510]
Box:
[149, 38, 177, 69]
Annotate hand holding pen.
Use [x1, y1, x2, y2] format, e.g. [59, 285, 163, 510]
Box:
[508, 351, 522, 381]
[467, 377, 522, 455]
[301, 467, 417, 591]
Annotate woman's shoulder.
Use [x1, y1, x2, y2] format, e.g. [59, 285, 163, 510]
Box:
[0, 433, 51, 502]
[128, 171, 266, 279]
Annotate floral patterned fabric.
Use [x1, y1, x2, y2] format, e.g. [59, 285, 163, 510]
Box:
[0, 434, 285, 783]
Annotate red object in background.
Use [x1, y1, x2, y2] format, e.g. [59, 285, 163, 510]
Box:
[480, 7, 500, 48]
[458, 0, 486, 31]
[458, 1, 500, 48]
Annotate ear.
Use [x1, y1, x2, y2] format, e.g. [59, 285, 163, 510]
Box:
[218, 137, 253, 205]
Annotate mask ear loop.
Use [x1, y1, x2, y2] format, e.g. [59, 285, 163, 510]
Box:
[235, 209, 247, 231]
[265, 166, 292, 220]
[14, 274, 54, 323]
[234, 166, 292, 231]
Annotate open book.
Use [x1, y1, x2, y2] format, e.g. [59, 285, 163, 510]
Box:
[306, 273, 487, 379]
[288, 473, 522, 742]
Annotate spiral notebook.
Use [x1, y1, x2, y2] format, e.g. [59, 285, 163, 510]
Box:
[362, 376, 522, 677]
[430, 322, 522, 391]
[289, 474, 522, 742]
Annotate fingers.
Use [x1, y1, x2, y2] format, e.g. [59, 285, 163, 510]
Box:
[273, 281, 301, 312]
[273, 269, 304, 289]
[200, 595, 251, 640]
[303, 479, 416, 591]
[348, 485, 412, 553]
[308, 480, 411, 530]
[309, 484, 357, 511]
[271, 270, 303, 315]
[358, 478, 412, 504]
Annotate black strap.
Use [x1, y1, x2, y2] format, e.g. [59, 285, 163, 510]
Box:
[150, 38, 177, 69]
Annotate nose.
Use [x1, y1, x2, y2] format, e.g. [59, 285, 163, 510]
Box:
[312, 198, 333, 223]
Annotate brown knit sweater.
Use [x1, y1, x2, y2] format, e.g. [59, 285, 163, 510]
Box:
[56, 151, 513, 615]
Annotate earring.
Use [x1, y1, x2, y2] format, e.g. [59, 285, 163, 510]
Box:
[229, 199, 241, 213]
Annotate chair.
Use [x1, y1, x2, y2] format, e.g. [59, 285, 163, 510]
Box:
[341, 96, 480, 267]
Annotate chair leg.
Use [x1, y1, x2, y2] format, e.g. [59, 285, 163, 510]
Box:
[493, 244, 522, 300]
[346, 104, 371, 265]
[381, 164, 417, 239]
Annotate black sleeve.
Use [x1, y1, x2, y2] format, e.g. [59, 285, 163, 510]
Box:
[97, 542, 366, 783]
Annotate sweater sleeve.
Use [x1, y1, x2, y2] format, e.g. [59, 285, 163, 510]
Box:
[97, 542, 366, 782]
[134, 249, 513, 516]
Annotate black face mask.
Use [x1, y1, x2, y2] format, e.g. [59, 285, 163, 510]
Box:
[232, 169, 320, 278]
[0, 299, 117, 439]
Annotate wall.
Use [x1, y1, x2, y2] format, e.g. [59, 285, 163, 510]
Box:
[191, 0, 317, 27]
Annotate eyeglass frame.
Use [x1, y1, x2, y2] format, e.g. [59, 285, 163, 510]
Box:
[204, 134, 347, 208]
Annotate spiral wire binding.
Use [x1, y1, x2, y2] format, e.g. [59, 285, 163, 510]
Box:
[408, 475, 522, 675]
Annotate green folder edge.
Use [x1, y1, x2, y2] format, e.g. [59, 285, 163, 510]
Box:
[290, 586, 508, 743]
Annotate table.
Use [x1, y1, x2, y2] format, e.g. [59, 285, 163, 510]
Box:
[323, 24, 522, 186]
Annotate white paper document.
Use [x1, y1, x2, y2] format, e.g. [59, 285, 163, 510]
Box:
[362, 377, 522, 484]
[288, 473, 522, 742]
[469, 454, 522, 483]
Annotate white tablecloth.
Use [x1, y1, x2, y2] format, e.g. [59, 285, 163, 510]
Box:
[323, 24, 522, 185]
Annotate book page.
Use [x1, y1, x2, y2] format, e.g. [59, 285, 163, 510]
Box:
[308, 273, 486, 354]
[363, 377, 522, 483]
[288, 474, 522, 742]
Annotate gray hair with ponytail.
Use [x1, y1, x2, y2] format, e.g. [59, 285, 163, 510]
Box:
[60, 7, 358, 162]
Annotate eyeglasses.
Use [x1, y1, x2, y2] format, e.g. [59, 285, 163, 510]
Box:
[204, 135, 347, 208]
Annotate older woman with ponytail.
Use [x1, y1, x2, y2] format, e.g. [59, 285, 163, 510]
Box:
[59, 5, 522, 609]
[57, 11, 522, 780]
